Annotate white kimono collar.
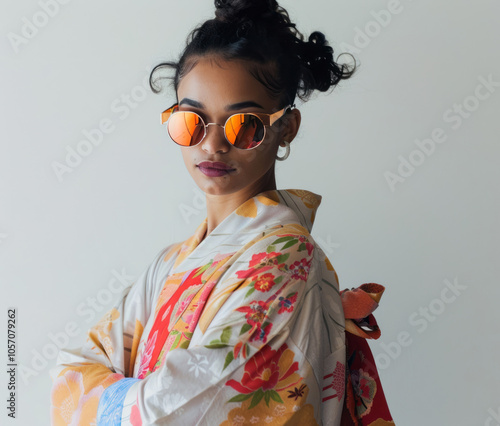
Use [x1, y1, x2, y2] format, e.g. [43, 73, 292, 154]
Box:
[172, 188, 322, 273]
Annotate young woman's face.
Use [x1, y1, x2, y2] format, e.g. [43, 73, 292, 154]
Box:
[176, 57, 289, 197]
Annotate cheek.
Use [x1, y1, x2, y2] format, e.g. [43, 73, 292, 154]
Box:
[180, 148, 193, 169]
[232, 143, 278, 174]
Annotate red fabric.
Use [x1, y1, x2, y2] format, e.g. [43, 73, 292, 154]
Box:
[340, 284, 395, 426]
[146, 267, 203, 373]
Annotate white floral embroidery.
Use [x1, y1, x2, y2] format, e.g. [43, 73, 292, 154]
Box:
[232, 415, 245, 425]
[158, 374, 173, 387]
[188, 353, 209, 377]
[274, 404, 286, 416]
[249, 416, 260, 424]
[174, 406, 185, 417]
[153, 392, 187, 414]
[265, 416, 274, 423]
[293, 404, 300, 412]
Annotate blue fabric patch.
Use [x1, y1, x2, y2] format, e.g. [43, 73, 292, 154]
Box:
[97, 378, 139, 425]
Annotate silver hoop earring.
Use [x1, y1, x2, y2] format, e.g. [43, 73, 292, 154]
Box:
[276, 141, 290, 161]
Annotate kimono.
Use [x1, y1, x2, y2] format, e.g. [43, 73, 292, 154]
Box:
[49, 188, 394, 425]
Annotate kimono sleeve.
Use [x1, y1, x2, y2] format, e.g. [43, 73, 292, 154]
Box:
[48, 243, 178, 426]
[100, 230, 342, 425]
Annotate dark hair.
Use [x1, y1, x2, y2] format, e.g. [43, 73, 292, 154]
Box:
[149, 0, 357, 109]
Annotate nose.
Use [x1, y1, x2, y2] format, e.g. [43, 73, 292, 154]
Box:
[200, 123, 230, 154]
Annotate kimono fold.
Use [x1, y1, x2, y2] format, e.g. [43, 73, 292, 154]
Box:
[49, 188, 394, 425]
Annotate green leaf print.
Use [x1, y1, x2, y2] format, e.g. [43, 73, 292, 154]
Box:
[227, 393, 253, 403]
[220, 326, 232, 344]
[272, 236, 295, 245]
[204, 343, 229, 349]
[269, 390, 284, 403]
[248, 389, 265, 409]
[223, 351, 234, 371]
[266, 244, 276, 253]
[276, 253, 290, 264]
[245, 286, 256, 298]
[264, 391, 271, 406]
[193, 261, 212, 278]
[282, 239, 298, 250]
[240, 323, 252, 335]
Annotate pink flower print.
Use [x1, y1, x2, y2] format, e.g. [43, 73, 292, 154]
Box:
[137, 330, 158, 379]
[130, 402, 142, 426]
[175, 298, 191, 317]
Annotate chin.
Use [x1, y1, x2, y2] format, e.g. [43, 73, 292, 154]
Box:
[204, 181, 243, 195]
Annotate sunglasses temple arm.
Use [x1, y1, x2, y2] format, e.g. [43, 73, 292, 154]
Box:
[161, 103, 179, 124]
[268, 104, 293, 126]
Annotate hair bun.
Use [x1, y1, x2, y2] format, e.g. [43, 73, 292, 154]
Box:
[214, 0, 278, 24]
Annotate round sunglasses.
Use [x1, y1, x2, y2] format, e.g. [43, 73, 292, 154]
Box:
[160, 103, 294, 150]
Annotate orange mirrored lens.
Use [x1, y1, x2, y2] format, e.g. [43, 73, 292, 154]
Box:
[226, 114, 265, 149]
[167, 112, 205, 146]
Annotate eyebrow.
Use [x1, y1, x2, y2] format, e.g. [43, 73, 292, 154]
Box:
[178, 98, 264, 111]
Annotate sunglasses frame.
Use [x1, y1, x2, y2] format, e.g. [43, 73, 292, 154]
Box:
[160, 103, 295, 150]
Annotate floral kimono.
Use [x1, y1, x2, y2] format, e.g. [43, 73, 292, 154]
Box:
[49, 188, 394, 425]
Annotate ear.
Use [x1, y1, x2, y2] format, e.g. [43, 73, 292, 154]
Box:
[279, 108, 301, 146]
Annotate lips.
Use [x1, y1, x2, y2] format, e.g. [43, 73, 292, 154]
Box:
[196, 161, 236, 178]
[197, 161, 235, 171]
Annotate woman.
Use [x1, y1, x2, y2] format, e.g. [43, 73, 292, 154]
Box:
[49, 0, 394, 424]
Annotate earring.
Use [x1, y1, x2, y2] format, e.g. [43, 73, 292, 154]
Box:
[276, 141, 290, 161]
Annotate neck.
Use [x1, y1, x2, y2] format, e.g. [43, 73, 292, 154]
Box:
[202, 168, 277, 240]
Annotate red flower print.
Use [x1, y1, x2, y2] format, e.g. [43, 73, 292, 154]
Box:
[248, 252, 281, 268]
[236, 301, 273, 343]
[298, 235, 314, 256]
[278, 292, 298, 314]
[233, 341, 248, 359]
[289, 257, 311, 281]
[226, 343, 300, 395]
[237, 301, 268, 327]
[254, 322, 272, 343]
[235, 252, 283, 280]
[254, 273, 276, 292]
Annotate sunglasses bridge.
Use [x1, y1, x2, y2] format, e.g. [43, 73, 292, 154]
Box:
[197, 120, 262, 149]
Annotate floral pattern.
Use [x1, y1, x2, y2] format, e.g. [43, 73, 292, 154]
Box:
[49, 189, 355, 425]
[352, 368, 377, 417]
[226, 344, 301, 401]
[50, 369, 123, 425]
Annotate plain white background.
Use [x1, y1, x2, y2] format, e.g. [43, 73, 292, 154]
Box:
[1, 0, 499, 424]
